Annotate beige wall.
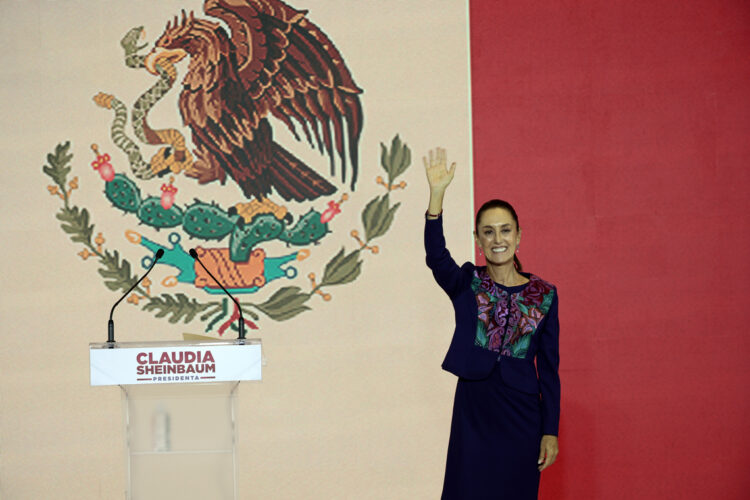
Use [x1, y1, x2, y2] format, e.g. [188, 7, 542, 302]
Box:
[0, 1, 474, 498]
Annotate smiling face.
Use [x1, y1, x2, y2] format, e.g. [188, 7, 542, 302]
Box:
[475, 207, 521, 266]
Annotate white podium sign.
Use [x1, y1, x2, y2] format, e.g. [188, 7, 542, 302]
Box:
[90, 339, 261, 386]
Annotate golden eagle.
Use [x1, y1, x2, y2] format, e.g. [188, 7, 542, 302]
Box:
[144, 0, 363, 202]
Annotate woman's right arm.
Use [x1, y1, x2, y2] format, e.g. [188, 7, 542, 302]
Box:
[424, 148, 465, 296]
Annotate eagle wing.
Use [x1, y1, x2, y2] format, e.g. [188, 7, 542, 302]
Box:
[203, 0, 363, 189]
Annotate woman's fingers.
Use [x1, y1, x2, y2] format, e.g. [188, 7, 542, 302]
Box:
[538, 436, 559, 471]
[424, 148, 449, 169]
[424, 148, 456, 189]
[540, 449, 557, 470]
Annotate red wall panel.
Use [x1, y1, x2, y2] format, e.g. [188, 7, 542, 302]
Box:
[469, 1, 750, 498]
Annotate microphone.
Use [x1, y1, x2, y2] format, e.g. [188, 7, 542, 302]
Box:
[107, 248, 164, 345]
[189, 248, 246, 340]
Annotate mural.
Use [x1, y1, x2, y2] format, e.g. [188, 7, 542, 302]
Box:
[41, 0, 411, 335]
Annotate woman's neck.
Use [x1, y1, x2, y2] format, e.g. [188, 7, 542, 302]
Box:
[487, 262, 527, 286]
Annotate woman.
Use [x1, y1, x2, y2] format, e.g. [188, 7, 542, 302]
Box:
[424, 148, 560, 499]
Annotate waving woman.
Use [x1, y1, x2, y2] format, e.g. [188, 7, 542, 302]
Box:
[424, 148, 560, 500]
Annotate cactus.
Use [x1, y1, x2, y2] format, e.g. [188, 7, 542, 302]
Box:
[105, 173, 141, 213]
[183, 200, 239, 240]
[137, 196, 183, 229]
[100, 172, 335, 257]
[229, 213, 284, 262]
[279, 209, 329, 246]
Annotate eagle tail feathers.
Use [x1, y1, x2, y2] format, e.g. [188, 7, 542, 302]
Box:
[268, 142, 337, 202]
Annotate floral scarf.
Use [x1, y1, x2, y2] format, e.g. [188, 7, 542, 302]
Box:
[471, 268, 555, 358]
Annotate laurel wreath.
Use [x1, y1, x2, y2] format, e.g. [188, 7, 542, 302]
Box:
[43, 136, 411, 334]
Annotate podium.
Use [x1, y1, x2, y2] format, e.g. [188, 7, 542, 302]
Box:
[90, 339, 262, 500]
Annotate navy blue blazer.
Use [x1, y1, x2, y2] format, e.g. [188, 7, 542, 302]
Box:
[424, 215, 561, 436]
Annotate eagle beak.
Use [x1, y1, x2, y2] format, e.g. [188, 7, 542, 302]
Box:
[144, 48, 187, 75]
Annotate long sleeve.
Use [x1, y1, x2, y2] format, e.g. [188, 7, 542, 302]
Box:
[537, 291, 561, 436]
[424, 215, 466, 297]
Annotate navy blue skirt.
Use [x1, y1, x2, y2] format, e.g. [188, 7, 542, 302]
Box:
[441, 364, 542, 500]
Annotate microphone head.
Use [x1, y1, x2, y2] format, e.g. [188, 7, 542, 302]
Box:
[155, 248, 165, 260]
[189, 248, 198, 259]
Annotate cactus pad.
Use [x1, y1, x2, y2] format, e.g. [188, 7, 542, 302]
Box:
[279, 209, 328, 246]
[229, 214, 284, 262]
[105, 173, 141, 213]
[137, 196, 183, 229]
[183, 200, 239, 240]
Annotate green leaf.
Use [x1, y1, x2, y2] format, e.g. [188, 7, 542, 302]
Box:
[254, 286, 312, 321]
[320, 247, 362, 287]
[261, 304, 310, 322]
[379, 135, 411, 185]
[362, 195, 385, 241]
[388, 135, 404, 181]
[390, 142, 411, 184]
[42, 141, 73, 189]
[323, 259, 362, 287]
[322, 247, 345, 278]
[239, 305, 260, 321]
[98, 250, 137, 293]
[200, 303, 224, 322]
[143, 293, 212, 324]
[374, 200, 400, 241]
[380, 142, 389, 174]
[362, 194, 400, 242]
[256, 286, 305, 309]
[56, 206, 94, 245]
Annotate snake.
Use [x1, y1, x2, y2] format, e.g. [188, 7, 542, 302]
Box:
[93, 26, 193, 179]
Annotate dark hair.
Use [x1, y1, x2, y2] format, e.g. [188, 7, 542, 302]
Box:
[474, 199, 523, 271]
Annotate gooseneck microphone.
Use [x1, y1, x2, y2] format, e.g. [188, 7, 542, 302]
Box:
[107, 248, 164, 345]
[189, 248, 246, 340]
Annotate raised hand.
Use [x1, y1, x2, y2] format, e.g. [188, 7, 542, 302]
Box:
[424, 147, 456, 193]
[424, 147, 456, 217]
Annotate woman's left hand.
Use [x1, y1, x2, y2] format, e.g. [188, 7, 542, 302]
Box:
[538, 435, 559, 471]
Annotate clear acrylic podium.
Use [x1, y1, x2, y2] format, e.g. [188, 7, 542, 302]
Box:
[90, 339, 262, 500]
